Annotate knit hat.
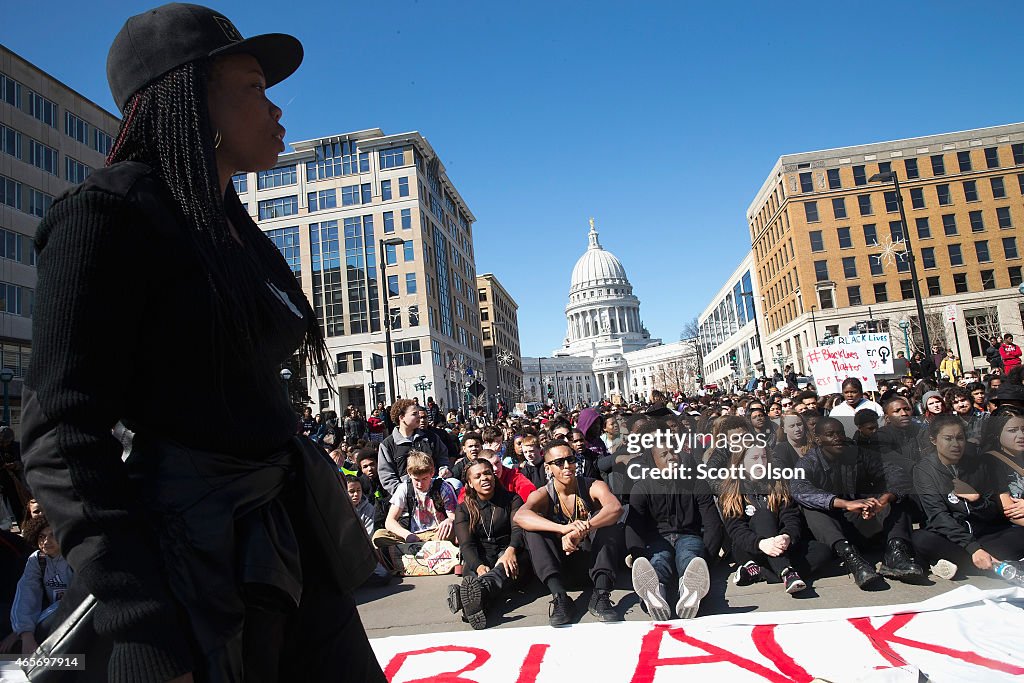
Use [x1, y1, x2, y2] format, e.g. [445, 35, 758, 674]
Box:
[921, 391, 942, 410]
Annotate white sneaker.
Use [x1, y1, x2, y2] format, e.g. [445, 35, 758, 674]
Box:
[930, 559, 957, 580]
[675, 557, 710, 620]
[631, 557, 671, 621]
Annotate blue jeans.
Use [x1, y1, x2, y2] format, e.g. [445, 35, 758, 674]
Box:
[648, 533, 705, 584]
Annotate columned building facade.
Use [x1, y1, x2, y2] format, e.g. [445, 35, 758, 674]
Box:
[523, 219, 696, 405]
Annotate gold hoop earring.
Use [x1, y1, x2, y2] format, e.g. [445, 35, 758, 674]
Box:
[213, 129, 222, 149]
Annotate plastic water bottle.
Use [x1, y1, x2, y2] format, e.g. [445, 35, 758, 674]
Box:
[993, 561, 1024, 586]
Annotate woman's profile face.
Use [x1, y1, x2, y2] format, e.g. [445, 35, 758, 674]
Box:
[207, 54, 284, 175]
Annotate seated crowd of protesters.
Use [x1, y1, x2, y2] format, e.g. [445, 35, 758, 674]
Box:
[314, 357, 1024, 629]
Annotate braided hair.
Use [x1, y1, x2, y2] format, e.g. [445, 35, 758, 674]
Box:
[107, 60, 332, 400]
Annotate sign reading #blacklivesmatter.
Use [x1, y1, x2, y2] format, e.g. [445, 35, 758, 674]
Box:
[805, 343, 878, 394]
[821, 333, 894, 374]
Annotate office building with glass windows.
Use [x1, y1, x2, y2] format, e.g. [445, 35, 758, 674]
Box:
[749, 122, 1024, 373]
[244, 128, 484, 414]
[0, 46, 119, 427]
[696, 253, 765, 391]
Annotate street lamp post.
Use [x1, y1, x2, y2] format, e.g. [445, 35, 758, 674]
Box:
[0, 368, 13, 426]
[377, 236, 406, 405]
[897, 320, 911, 357]
[870, 170, 931, 355]
[279, 367, 292, 407]
[415, 375, 433, 405]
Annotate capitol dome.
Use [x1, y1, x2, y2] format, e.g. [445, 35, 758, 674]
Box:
[569, 222, 630, 294]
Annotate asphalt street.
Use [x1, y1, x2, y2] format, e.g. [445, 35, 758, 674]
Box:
[356, 556, 1007, 639]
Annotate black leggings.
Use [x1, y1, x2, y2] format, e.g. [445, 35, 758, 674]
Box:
[729, 508, 833, 578]
[912, 526, 1024, 570]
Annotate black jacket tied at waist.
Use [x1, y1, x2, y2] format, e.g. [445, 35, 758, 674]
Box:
[125, 434, 374, 679]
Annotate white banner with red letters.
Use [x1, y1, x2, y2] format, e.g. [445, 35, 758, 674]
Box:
[371, 586, 1024, 682]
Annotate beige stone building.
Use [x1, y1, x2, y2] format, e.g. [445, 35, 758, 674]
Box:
[476, 273, 523, 410]
[246, 128, 484, 414]
[749, 122, 1024, 373]
[0, 46, 119, 425]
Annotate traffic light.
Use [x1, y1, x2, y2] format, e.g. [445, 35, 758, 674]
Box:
[728, 349, 738, 371]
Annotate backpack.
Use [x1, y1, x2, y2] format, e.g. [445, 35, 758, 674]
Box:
[403, 479, 449, 528]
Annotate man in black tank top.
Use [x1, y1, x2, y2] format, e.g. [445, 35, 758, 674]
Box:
[514, 441, 624, 626]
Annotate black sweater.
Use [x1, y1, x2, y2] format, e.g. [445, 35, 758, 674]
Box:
[453, 487, 524, 573]
[21, 163, 309, 681]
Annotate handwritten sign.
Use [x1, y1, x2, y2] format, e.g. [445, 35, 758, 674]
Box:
[369, 586, 1024, 683]
[806, 344, 878, 394]
[821, 333, 894, 374]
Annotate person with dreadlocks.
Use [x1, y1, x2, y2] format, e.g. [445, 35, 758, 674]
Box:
[20, 4, 382, 682]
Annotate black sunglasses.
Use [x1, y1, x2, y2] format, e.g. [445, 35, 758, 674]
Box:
[545, 456, 576, 469]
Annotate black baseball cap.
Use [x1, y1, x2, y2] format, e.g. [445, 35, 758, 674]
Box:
[107, 3, 303, 112]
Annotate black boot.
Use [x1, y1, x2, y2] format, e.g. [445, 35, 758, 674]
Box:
[834, 540, 884, 590]
[880, 538, 927, 583]
[460, 575, 491, 630]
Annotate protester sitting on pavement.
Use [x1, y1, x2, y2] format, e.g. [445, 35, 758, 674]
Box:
[983, 408, 1024, 527]
[372, 451, 457, 570]
[515, 440, 624, 626]
[718, 445, 830, 594]
[378, 399, 452, 495]
[791, 417, 926, 589]
[5, 516, 72, 655]
[356, 449, 389, 532]
[346, 476, 391, 587]
[911, 415, 1024, 580]
[447, 459, 527, 630]
[828, 378, 884, 438]
[576, 407, 610, 479]
[451, 431, 483, 484]
[518, 434, 549, 489]
[458, 449, 536, 505]
[627, 435, 719, 621]
[772, 410, 811, 469]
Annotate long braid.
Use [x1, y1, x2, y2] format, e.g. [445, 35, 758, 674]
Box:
[107, 60, 333, 401]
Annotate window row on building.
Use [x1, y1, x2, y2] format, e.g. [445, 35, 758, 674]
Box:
[0, 122, 93, 183]
[0, 172, 54, 219]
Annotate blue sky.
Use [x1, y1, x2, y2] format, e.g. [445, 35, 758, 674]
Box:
[6, 1, 1024, 356]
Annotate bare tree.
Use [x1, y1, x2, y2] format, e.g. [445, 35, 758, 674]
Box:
[680, 316, 700, 341]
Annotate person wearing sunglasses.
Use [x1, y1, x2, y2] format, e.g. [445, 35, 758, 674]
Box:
[514, 440, 624, 626]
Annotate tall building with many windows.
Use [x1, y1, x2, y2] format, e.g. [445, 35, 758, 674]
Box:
[697, 253, 765, 391]
[749, 122, 1024, 373]
[246, 128, 484, 413]
[0, 46, 119, 426]
[476, 273, 523, 411]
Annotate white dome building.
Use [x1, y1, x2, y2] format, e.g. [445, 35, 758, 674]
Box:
[559, 220, 655, 397]
[523, 219, 696, 405]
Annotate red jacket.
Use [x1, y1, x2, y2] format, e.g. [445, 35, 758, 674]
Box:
[457, 466, 536, 504]
[1001, 342, 1022, 372]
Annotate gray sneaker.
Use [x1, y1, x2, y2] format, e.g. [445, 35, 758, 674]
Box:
[631, 557, 671, 621]
[675, 557, 710, 620]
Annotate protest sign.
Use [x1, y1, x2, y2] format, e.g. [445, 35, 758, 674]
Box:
[821, 333, 894, 374]
[806, 343, 878, 394]
[370, 586, 1024, 683]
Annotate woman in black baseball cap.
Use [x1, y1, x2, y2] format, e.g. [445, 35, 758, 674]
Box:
[21, 4, 384, 682]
